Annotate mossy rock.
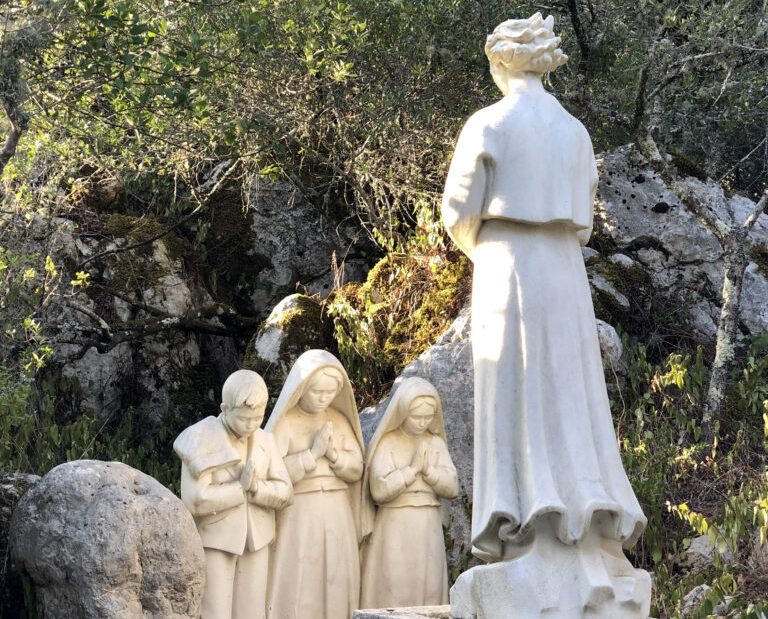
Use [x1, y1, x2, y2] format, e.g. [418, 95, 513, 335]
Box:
[199, 186, 271, 315]
[327, 251, 471, 406]
[244, 294, 333, 412]
[105, 213, 188, 263]
[749, 244, 768, 280]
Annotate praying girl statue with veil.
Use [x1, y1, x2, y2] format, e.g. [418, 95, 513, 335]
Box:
[265, 349, 365, 619]
[442, 13, 652, 619]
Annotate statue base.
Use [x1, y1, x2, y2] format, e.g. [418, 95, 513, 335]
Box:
[450, 532, 651, 618]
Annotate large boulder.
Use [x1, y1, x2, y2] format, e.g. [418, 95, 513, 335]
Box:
[204, 179, 372, 316]
[594, 146, 768, 339]
[243, 294, 333, 408]
[9, 461, 204, 618]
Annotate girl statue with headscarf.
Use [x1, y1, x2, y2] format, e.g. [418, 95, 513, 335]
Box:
[265, 350, 365, 619]
[360, 377, 459, 609]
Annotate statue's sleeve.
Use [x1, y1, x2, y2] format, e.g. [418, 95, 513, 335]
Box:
[180, 462, 245, 516]
[423, 437, 459, 499]
[328, 418, 364, 483]
[251, 435, 293, 509]
[369, 445, 415, 504]
[441, 113, 494, 259]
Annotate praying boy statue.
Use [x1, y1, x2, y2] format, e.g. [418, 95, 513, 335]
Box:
[174, 369, 292, 619]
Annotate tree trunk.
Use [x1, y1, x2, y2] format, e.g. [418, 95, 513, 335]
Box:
[701, 236, 747, 444]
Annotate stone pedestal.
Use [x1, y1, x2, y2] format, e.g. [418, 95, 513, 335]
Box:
[354, 607, 451, 619]
[449, 531, 651, 619]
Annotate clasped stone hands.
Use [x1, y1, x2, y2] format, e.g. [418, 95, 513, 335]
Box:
[310, 422, 343, 463]
[407, 443, 440, 483]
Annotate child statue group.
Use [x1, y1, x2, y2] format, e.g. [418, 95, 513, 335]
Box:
[174, 349, 459, 619]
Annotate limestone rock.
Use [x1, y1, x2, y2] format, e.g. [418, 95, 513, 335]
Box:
[9, 461, 204, 618]
[596, 319, 627, 377]
[594, 146, 768, 338]
[684, 534, 735, 571]
[679, 583, 733, 617]
[244, 294, 333, 404]
[0, 474, 41, 615]
[206, 179, 371, 316]
[590, 272, 631, 310]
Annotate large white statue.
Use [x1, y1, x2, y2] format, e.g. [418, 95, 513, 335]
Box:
[174, 369, 292, 619]
[361, 377, 459, 609]
[441, 14, 652, 618]
[265, 349, 365, 619]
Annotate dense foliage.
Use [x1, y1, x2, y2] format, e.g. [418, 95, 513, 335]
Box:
[1, 0, 767, 616]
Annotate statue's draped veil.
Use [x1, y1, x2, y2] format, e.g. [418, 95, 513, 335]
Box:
[265, 348, 367, 540]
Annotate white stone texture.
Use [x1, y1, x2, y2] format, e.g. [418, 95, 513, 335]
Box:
[174, 370, 291, 619]
[596, 319, 628, 377]
[354, 607, 451, 619]
[360, 306, 630, 583]
[244, 180, 370, 311]
[361, 378, 459, 609]
[265, 350, 366, 619]
[9, 461, 204, 618]
[60, 342, 133, 416]
[441, 18, 650, 613]
[595, 147, 768, 337]
[449, 530, 652, 618]
[360, 308, 475, 575]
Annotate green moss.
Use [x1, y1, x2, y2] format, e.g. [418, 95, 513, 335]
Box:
[749, 245, 768, 279]
[105, 213, 187, 262]
[326, 251, 471, 406]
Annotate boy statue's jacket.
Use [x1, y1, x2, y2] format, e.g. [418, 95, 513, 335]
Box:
[174, 415, 292, 555]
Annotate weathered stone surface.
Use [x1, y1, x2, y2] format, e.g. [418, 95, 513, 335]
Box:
[244, 294, 333, 403]
[354, 607, 451, 619]
[683, 534, 735, 571]
[679, 583, 733, 617]
[595, 146, 768, 338]
[243, 180, 370, 312]
[596, 319, 627, 377]
[0, 474, 41, 616]
[9, 461, 204, 619]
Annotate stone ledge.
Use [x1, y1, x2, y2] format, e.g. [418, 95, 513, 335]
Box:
[354, 606, 451, 619]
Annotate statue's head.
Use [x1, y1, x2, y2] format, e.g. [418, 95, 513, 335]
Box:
[401, 394, 438, 437]
[298, 366, 343, 415]
[485, 13, 568, 93]
[220, 369, 268, 438]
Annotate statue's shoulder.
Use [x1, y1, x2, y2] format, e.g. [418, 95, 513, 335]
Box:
[252, 427, 278, 450]
[326, 406, 354, 428]
[174, 415, 221, 451]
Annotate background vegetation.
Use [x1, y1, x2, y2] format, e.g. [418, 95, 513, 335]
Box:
[1, 0, 767, 616]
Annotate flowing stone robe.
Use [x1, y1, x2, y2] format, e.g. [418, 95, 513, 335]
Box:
[265, 350, 365, 619]
[360, 377, 459, 608]
[441, 79, 647, 563]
